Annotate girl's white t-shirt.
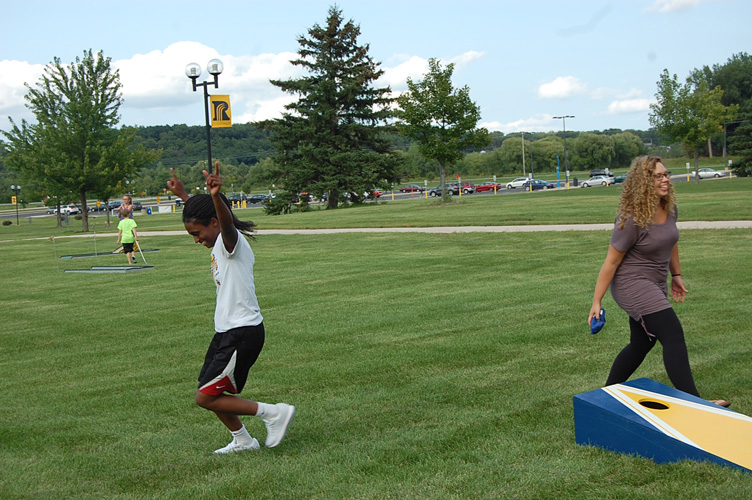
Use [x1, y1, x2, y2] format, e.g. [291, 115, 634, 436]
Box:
[211, 230, 263, 332]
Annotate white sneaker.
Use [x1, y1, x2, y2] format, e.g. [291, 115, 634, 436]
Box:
[264, 403, 296, 448]
[213, 438, 260, 454]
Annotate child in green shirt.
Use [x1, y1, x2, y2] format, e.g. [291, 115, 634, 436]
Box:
[117, 208, 139, 264]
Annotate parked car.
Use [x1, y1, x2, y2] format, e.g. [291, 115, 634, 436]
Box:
[506, 177, 530, 189]
[368, 190, 382, 198]
[428, 185, 450, 197]
[522, 179, 554, 191]
[475, 182, 502, 192]
[132, 202, 143, 211]
[613, 174, 627, 184]
[691, 168, 723, 179]
[580, 175, 613, 188]
[589, 169, 615, 177]
[108, 200, 122, 210]
[46, 206, 57, 214]
[228, 194, 247, 202]
[89, 203, 109, 213]
[399, 184, 425, 193]
[60, 204, 81, 215]
[446, 182, 476, 195]
[248, 194, 269, 203]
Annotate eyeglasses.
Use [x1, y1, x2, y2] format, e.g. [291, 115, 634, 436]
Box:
[653, 173, 670, 180]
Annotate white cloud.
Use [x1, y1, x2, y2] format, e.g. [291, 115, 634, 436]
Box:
[115, 41, 303, 123]
[645, 0, 715, 13]
[379, 55, 429, 91]
[448, 51, 485, 68]
[607, 98, 653, 114]
[538, 76, 587, 99]
[0, 60, 46, 126]
[482, 114, 559, 133]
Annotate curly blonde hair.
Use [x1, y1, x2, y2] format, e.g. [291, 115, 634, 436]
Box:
[617, 155, 675, 229]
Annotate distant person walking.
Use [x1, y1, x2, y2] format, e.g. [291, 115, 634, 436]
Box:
[587, 155, 729, 407]
[116, 208, 138, 265]
[167, 165, 295, 454]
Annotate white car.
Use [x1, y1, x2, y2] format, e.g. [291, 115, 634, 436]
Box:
[580, 175, 612, 188]
[506, 177, 530, 189]
[690, 168, 723, 179]
[60, 204, 81, 215]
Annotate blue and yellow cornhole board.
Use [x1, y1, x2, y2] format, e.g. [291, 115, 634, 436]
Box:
[574, 378, 751, 473]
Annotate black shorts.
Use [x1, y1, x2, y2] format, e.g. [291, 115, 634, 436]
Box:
[198, 323, 265, 395]
[123, 242, 134, 253]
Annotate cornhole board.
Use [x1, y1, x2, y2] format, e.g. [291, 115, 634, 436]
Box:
[60, 249, 159, 260]
[64, 266, 154, 273]
[574, 378, 751, 473]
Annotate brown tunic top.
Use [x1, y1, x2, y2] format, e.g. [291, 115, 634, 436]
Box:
[609, 207, 679, 321]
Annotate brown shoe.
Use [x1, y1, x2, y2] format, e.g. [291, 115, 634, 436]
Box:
[710, 399, 731, 408]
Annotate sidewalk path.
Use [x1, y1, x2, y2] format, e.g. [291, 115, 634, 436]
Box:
[13, 220, 752, 242]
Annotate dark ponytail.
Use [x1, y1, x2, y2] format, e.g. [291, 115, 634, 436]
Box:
[183, 194, 256, 239]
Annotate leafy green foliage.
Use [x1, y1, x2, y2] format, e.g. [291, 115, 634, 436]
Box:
[262, 6, 399, 211]
[650, 69, 738, 176]
[395, 58, 490, 200]
[1, 50, 159, 230]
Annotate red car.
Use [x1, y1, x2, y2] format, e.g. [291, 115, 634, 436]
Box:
[399, 184, 425, 193]
[475, 182, 502, 192]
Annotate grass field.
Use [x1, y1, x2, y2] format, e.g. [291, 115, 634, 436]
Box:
[1, 178, 750, 499]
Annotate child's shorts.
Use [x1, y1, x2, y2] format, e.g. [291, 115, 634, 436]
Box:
[198, 323, 265, 395]
[123, 242, 134, 253]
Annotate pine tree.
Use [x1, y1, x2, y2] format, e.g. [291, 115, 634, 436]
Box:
[263, 6, 398, 210]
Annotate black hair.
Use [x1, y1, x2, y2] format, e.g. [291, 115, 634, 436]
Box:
[182, 193, 256, 238]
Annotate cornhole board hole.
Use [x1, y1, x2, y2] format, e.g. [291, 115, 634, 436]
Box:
[574, 378, 751, 473]
[64, 265, 154, 273]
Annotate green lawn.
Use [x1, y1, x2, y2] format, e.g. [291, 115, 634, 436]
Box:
[0, 178, 750, 499]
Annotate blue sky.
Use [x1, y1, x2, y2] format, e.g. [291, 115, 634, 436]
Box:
[1, 0, 749, 134]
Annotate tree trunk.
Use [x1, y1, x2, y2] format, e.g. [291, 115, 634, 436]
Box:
[80, 189, 89, 232]
[707, 137, 713, 158]
[439, 162, 449, 202]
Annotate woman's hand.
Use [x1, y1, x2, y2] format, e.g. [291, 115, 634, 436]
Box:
[588, 302, 603, 326]
[671, 275, 687, 302]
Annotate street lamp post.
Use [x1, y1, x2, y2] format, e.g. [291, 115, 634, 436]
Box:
[553, 115, 574, 186]
[185, 59, 224, 174]
[10, 184, 20, 225]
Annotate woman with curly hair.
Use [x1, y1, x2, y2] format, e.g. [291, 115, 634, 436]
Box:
[588, 155, 729, 407]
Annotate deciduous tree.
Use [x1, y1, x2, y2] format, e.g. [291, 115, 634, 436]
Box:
[1, 50, 158, 229]
[650, 69, 737, 182]
[395, 58, 489, 201]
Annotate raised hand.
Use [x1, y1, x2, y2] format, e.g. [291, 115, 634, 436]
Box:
[203, 161, 222, 197]
[167, 168, 189, 201]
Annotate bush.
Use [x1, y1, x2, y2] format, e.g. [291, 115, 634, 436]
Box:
[2, 220, 12, 226]
[263, 191, 295, 216]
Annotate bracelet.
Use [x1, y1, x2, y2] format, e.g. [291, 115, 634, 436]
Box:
[672, 273, 681, 277]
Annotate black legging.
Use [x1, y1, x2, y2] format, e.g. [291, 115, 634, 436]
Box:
[605, 307, 700, 397]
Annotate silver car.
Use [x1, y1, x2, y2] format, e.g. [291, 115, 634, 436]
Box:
[580, 175, 612, 188]
[506, 177, 530, 189]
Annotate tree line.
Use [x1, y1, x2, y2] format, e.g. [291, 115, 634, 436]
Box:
[2, 5, 750, 220]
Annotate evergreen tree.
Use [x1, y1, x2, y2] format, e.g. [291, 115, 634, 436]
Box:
[262, 6, 399, 210]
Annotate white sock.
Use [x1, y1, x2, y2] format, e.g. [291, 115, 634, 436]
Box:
[256, 402, 278, 420]
[230, 424, 253, 445]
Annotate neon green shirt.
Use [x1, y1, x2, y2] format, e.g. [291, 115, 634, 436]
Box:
[117, 218, 138, 244]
